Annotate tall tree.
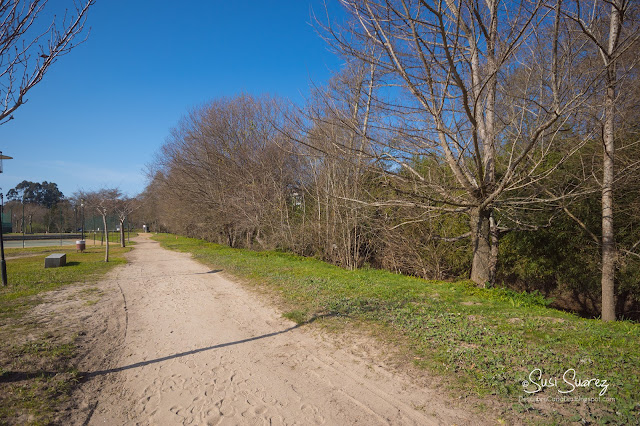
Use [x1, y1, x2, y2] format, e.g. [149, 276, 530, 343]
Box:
[294, 59, 379, 268]
[562, 0, 639, 321]
[7, 180, 64, 207]
[321, 0, 589, 285]
[153, 94, 300, 250]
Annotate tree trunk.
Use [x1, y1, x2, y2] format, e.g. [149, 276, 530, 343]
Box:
[600, 0, 623, 322]
[120, 219, 126, 248]
[489, 213, 499, 284]
[102, 214, 109, 262]
[246, 229, 252, 249]
[470, 207, 492, 286]
[601, 81, 616, 322]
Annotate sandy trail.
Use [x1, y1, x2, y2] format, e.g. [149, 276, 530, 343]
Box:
[75, 234, 474, 425]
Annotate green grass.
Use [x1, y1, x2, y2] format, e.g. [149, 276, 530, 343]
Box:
[154, 233, 640, 424]
[1, 246, 129, 318]
[0, 334, 81, 425]
[0, 245, 130, 424]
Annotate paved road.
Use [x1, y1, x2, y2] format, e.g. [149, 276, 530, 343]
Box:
[4, 239, 76, 248]
[4, 237, 130, 248]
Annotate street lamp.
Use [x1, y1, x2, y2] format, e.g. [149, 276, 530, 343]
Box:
[0, 151, 12, 286]
[81, 198, 84, 241]
[0, 193, 6, 286]
[22, 195, 25, 249]
[0, 151, 11, 173]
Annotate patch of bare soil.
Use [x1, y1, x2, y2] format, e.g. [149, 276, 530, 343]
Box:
[0, 270, 126, 424]
[19, 235, 493, 425]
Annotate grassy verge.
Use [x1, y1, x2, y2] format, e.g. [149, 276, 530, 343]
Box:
[154, 234, 639, 424]
[1, 246, 128, 315]
[0, 245, 130, 424]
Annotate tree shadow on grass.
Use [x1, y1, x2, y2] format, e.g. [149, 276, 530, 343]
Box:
[0, 370, 59, 383]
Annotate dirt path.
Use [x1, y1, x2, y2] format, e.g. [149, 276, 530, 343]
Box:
[73, 234, 476, 425]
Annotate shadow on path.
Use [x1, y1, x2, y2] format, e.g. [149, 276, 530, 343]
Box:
[194, 269, 223, 275]
[81, 324, 301, 379]
[0, 315, 332, 385]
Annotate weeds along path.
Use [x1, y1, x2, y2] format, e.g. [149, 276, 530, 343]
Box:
[75, 234, 474, 425]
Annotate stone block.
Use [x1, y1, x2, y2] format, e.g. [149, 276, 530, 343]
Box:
[45, 253, 67, 268]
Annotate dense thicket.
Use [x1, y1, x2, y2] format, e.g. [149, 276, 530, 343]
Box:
[146, 95, 302, 249]
[145, 1, 640, 320]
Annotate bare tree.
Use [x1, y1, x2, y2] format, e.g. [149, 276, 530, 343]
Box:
[23, 202, 46, 233]
[0, 0, 94, 124]
[294, 59, 379, 268]
[151, 94, 300, 250]
[115, 196, 138, 248]
[81, 189, 121, 262]
[134, 176, 164, 233]
[315, 0, 594, 285]
[561, 0, 640, 321]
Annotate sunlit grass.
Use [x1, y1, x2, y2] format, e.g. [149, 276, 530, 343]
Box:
[1, 246, 129, 314]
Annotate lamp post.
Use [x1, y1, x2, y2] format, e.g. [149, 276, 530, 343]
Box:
[81, 198, 84, 240]
[0, 193, 7, 286]
[22, 195, 25, 249]
[59, 205, 63, 246]
[0, 151, 12, 286]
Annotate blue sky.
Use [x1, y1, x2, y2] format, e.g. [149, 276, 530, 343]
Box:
[1, 0, 345, 198]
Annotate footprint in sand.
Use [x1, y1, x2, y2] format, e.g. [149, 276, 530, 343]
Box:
[301, 403, 326, 424]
